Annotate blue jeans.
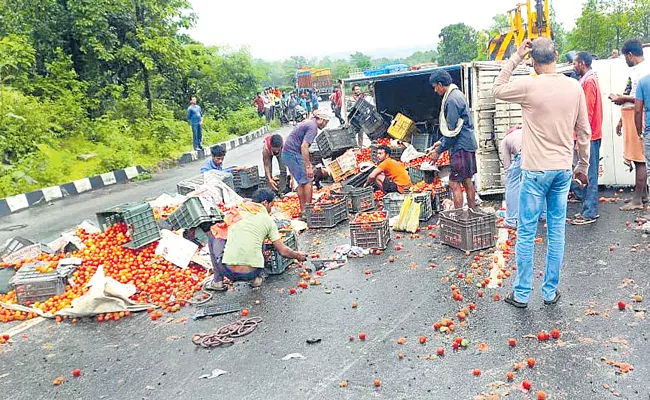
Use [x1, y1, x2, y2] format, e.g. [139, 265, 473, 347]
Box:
[207, 234, 262, 283]
[574, 140, 600, 219]
[505, 155, 546, 226]
[514, 169, 572, 303]
[505, 155, 522, 227]
[191, 123, 202, 150]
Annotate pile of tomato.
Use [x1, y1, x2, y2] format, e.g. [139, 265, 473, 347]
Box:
[410, 179, 445, 194]
[0, 223, 208, 323]
[356, 148, 372, 164]
[276, 194, 301, 219]
[152, 205, 180, 220]
[352, 211, 387, 224]
[403, 150, 451, 169]
[376, 138, 391, 146]
[373, 190, 385, 202]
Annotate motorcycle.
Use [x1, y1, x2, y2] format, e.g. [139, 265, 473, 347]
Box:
[294, 105, 307, 123]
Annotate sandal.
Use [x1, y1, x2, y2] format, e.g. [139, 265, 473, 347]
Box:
[504, 293, 528, 309]
[204, 280, 228, 292]
[571, 216, 598, 225]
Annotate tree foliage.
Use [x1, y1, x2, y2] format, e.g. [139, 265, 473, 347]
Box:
[437, 23, 479, 65]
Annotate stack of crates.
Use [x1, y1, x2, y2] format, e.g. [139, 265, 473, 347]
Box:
[263, 230, 298, 275]
[341, 186, 375, 213]
[382, 192, 433, 221]
[304, 198, 349, 228]
[96, 203, 161, 249]
[315, 127, 358, 159]
[232, 166, 260, 190]
[166, 197, 224, 231]
[439, 209, 497, 252]
[11, 261, 68, 305]
[387, 113, 417, 142]
[349, 211, 390, 250]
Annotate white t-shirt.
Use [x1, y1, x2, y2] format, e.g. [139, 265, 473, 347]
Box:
[624, 60, 650, 108]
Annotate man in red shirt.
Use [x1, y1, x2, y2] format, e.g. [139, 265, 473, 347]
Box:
[572, 51, 603, 225]
[253, 92, 265, 118]
[330, 85, 345, 125]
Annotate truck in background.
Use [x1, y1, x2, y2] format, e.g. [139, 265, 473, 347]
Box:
[296, 68, 333, 101]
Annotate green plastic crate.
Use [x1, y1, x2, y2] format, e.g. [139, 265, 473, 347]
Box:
[96, 203, 161, 249]
[263, 231, 298, 275]
[166, 197, 224, 231]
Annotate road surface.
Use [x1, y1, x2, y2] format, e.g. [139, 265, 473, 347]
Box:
[0, 103, 649, 399]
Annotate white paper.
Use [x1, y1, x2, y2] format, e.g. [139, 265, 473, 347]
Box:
[281, 353, 306, 361]
[155, 230, 199, 269]
[149, 193, 186, 209]
[77, 220, 101, 234]
[198, 369, 228, 380]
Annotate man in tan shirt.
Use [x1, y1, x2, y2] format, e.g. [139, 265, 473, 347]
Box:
[493, 38, 590, 308]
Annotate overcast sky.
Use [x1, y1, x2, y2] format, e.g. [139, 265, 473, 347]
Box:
[188, 0, 584, 61]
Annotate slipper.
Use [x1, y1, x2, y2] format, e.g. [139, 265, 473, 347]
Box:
[571, 216, 597, 225]
[620, 203, 644, 211]
[504, 293, 528, 308]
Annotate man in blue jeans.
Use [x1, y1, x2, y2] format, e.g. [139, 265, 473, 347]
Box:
[494, 38, 590, 308]
[281, 110, 331, 213]
[635, 73, 650, 220]
[572, 52, 604, 225]
[187, 96, 203, 151]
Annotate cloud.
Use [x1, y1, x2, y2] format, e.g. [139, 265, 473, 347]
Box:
[188, 0, 583, 60]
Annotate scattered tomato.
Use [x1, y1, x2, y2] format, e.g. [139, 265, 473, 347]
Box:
[419, 335, 427, 344]
[506, 371, 514, 381]
[536, 390, 547, 400]
[618, 301, 626, 310]
[522, 379, 532, 390]
[508, 338, 516, 347]
[472, 369, 481, 376]
[72, 369, 81, 377]
[527, 357, 536, 368]
[359, 333, 366, 341]
[550, 328, 560, 339]
[373, 379, 381, 387]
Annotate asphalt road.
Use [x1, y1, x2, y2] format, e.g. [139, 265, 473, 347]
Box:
[1, 105, 650, 399]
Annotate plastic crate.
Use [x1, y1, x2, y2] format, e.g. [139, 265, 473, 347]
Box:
[166, 197, 224, 231]
[382, 192, 433, 221]
[387, 113, 417, 141]
[370, 144, 406, 163]
[325, 150, 358, 183]
[263, 231, 298, 275]
[342, 186, 375, 213]
[11, 261, 67, 305]
[96, 203, 161, 249]
[407, 167, 438, 184]
[341, 167, 374, 188]
[439, 209, 497, 252]
[349, 213, 390, 250]
[431, 189, 451, 213]
[411, 132, 433, 152]
[232, 166, 260, 189]
[315, 127, 358, 159]
[304, 198, 349, 228]
[349, 99, 387, 139]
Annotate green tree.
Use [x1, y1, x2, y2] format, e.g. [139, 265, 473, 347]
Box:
[437, 23, 479, 65]
[350, 52, 371, 69]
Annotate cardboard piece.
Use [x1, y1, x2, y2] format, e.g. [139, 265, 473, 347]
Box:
[155, 230, 199, 269]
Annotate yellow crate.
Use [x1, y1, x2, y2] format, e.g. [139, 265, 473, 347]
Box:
[387, 113, 417, 141]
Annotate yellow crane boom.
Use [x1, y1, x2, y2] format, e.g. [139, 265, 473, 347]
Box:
[487, 0, 551, 61]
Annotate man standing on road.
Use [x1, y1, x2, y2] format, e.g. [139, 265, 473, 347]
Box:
[330, 86, 345, 125]
[262, 134, 288, 193]
[310, 89, 320, 111]
[366, 145, 411, 193]
[428, 69, 478, 210]
[253, 92, 265, 118]
[205, 188, 307, 291]
[635, 73, 650, 220]
[611, 39, 649, 212]
[610, 48, 620, 59]
[571, 51, 604, 226]
[281, 110, 331, 214]
[187, 96, 203, 151]
[500, 126, 523, 229]
[493, 38, 591, 308]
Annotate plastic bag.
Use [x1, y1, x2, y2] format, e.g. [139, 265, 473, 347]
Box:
[393, 196, 420, 233]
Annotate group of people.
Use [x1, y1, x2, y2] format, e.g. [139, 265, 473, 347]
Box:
[492, 38, 650, 309]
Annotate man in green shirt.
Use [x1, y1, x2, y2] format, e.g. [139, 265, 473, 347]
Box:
[205, 188, 306, 291]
